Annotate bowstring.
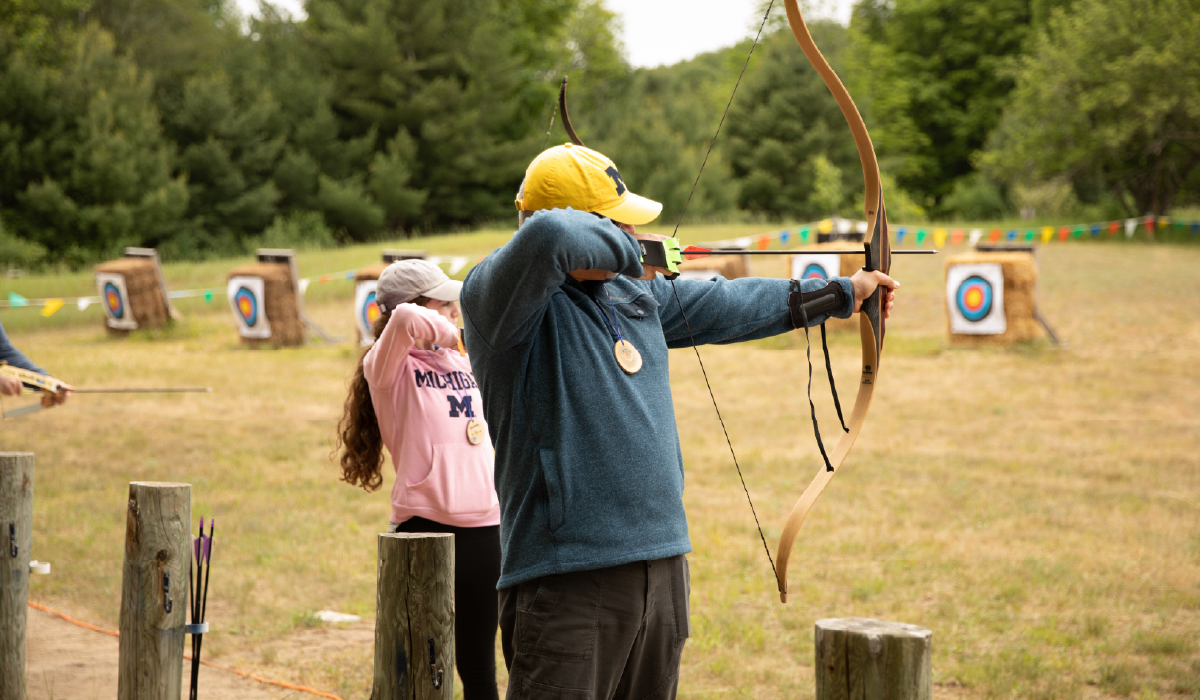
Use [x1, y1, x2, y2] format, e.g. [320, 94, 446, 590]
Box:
[668, 0, 779, 580]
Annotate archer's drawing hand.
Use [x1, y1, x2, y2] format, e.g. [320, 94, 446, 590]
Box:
[850, 269, 899, 319]
[0, 375, 20, 396]
[39, 384, 73, 407]
[626, 230, 671, 281]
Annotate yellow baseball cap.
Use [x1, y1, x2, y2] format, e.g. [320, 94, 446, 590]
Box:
[515, 144, 662, 226]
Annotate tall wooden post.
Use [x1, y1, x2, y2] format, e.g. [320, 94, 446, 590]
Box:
[372, 533, 454, 700]
[0, 453, 34, 700]
[118, 482, 191, 700]
[815, 618, 932, 700]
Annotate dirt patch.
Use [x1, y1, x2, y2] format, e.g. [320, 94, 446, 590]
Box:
[24, 605, 350, 699]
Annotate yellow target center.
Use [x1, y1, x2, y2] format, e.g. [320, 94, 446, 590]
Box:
[965, 288, 983, 308]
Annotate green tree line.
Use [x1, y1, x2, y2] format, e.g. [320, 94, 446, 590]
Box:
[2, 0, 1198, 267]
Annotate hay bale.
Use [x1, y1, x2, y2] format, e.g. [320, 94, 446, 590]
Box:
[93, 258, 170, 334]
[945, 251, 1042, 346]
[227, 262, 305, 348]
[355, 262, 390, 282]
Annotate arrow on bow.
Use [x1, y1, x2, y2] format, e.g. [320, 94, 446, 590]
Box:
[0, 363, 211, 420]
[680, 246, 933, 260]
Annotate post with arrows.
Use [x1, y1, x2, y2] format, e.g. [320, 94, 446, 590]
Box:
[372, 533, 454, 699]
[188, 517, 214, 700]
[118, 482, 191, 700]
[0, 453, 34, 700]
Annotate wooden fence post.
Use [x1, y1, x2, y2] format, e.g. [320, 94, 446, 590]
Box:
[0, 453, 34, 700]
[118, 482, 191, 700]
[815, 617, 932, 700]
[372, 532, 454, 700]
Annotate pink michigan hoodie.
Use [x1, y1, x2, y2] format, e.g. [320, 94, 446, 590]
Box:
[363, 303, 500, 527]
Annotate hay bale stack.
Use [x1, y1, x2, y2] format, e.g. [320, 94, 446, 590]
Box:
[93, 258, 170, 334]
[676, 253, 750, 280]
[945, 251, 1041, 346]
[228, 262, 305, 347]
[356, 262, 389, 282]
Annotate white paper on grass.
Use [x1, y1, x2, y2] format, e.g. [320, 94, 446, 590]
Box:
[315, 610, 361, 624]
[354, 279, 380, 346]
[790, 253, 840, 281]
[227, 275, 271, 339]
[94, 272, 138, 330]
[946, 262, 1005, 335]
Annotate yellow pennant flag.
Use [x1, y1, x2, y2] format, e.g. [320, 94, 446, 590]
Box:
[1041, 226, 1054, 243]
[933, 228, 947, 247]
[41, 299, 64, 317]
[817, 219, 833, 234]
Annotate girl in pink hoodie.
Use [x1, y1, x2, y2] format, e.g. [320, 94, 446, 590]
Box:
[336, 260, 500, 700]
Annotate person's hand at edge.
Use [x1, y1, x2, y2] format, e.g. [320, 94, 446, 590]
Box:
[849, 269, 899, 319]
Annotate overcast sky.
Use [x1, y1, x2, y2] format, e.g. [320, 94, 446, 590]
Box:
[232, 0, 856, 68]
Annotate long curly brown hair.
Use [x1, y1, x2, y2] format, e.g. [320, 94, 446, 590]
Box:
[335, 297, 430, 491]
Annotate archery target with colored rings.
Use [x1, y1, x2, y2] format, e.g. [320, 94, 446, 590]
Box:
[94, 272, 138, 330]
[946, 263, 1005, 334]
[355, 280, 381, 346]
[228, 276, 272, 339]
[790, 254, 839, 281]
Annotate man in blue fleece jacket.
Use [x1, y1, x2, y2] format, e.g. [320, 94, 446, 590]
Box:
[461, 144, 896, 699]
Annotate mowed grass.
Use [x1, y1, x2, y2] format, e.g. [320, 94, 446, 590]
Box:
[3, 229, 1199, 699]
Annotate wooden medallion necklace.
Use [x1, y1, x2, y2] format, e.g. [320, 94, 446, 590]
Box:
[424, 348, 485, 445]
[592, 286, 642, 374]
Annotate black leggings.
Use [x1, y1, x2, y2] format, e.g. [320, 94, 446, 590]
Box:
[390, 517, 501, 700]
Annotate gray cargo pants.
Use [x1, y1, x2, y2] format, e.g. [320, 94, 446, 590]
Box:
[499, 554, 691, 699]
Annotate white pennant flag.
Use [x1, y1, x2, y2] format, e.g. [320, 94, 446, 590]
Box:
[856, 220, 868, 234]
[448, 257, 469, 275]
[299, 278, 311, 295]
[77, 297, 94, 311]
[1124, 218, 1138, 239]
[968, 229, 984, 246]
[837, 218, 852, 234]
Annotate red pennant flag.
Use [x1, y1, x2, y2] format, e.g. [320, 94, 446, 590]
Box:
[950, 229, 964, 245]
[989, 228, 1002, 243]
[757, 235, 770, 250]
[1108, 221, 1119, 236]
[1057, 226, 1069, 241]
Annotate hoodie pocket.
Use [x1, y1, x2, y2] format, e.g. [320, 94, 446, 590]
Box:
[407, 444, 498, 515]
[538, 447, 565, 532]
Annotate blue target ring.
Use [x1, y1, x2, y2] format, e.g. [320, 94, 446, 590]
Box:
[955, 275, 994, 322]
[801, 263, 829, 280]
[361, 291, 381, 329]
[103, 281, 125, 319]
[234, 287, 259, 327]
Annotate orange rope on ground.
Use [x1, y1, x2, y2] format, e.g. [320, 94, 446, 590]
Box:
[27, 601, 345, 700]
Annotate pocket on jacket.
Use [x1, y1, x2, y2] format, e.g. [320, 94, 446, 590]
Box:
[538, 447, 565, 531]
[406, 444, 498, 515]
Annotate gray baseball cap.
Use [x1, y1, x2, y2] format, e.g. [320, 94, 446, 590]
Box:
[375, 259, 462, 313]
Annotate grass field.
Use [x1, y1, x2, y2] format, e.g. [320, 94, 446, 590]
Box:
[4, 225, 1199, 699]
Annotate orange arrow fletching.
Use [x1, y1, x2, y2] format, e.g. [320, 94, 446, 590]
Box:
[682, 246, 713, 260]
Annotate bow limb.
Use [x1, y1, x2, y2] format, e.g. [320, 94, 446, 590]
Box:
[774, 0, 890, 603]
